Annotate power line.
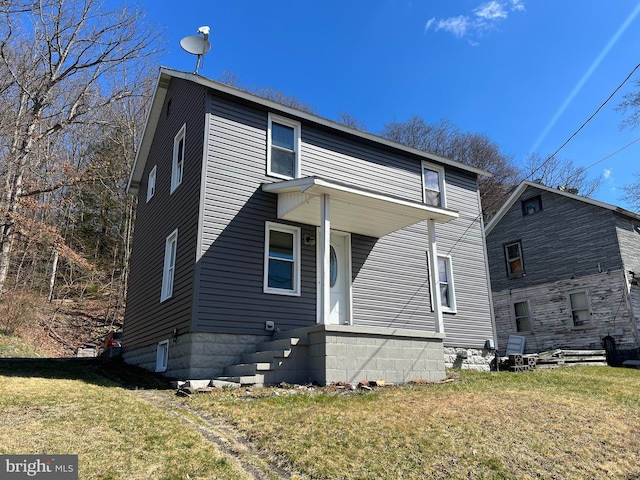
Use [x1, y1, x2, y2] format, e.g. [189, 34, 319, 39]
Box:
[527, 62, 640, 181]
[580, 136, 640, 172]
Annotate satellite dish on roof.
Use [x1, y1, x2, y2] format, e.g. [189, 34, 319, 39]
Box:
[180, 26, 211, 74]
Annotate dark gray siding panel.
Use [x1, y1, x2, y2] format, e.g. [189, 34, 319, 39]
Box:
[124, 78, 206, 349]
[196, 92, 493, 346]
[195, 96, 316, 335]
[486, 186, 624, 293]
[616, 214, 640, 273]
[438, 173, 494, 347]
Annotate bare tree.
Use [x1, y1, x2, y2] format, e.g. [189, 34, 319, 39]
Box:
[0, 0, 161, 298]
[617, 76, 640, 130]
[337, 112, 366, 131]
[616, 76, 640, 211]
[621, 173, 640, 213]
[381, 116, 521, 220]
[522, 154, 602, 197]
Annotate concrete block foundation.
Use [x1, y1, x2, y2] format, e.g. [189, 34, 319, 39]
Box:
[124, 325, 455, 384]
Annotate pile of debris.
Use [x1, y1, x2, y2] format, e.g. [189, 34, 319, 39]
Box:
[502, 349, 607, 371]
[173, 377, 456, 398]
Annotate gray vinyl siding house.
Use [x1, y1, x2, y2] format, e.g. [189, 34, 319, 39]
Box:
[485, 181, 640, 359]
[124, 67, 496, 384]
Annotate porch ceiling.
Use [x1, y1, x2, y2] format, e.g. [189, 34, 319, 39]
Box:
[262, 177, 459, 238]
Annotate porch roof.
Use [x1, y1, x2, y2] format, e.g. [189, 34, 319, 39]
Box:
[262, 177, 459, 238]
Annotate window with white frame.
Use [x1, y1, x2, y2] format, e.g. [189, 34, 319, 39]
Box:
[146, 165, 157, 202]
[569, 291, 591, 327]
[264, 222, 300, 295]
[171, 124, 186, 192]
[267, 114, 300, 179]
[161, 229, 178, 302]
[422, 162, 446, 207]
[504, 241, 524, 277]
[514, 301, 532, 332]
[155, 340, 169, 372]
[436, 255, 456, 313]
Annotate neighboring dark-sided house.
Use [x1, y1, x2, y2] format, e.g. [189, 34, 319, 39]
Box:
[123, 67, 496, 385]
[485, 181, 640, 361]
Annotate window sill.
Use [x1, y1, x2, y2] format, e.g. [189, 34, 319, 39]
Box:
[266, 171, 297, 181]
[263, 289, 300, 297]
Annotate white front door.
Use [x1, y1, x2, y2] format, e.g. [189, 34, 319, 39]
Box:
[328, 232, 350, 324]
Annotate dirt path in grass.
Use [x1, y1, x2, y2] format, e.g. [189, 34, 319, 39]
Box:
[133, 389, 296, 480]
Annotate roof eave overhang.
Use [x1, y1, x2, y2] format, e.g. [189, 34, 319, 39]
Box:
[262, 177, 459, 238]
[126, 71, 171, 196]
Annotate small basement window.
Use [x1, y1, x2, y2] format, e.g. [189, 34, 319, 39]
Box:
[156, 340, 169, 372]
[521, 195, 542, 216]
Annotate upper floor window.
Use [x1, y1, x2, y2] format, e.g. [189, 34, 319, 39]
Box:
[514, 301, 532, 332]
[171, 124, 186, 193]
[146, 165, 157, 202]
[267, 114, 300, 179]
[263, 222, 300, 296]
[422, 162, 446, 207]
[569, 291, 591, 327]
[522, 195, 542, 216]
[504, 241, 524, 278]
[161, 229, 178, 302]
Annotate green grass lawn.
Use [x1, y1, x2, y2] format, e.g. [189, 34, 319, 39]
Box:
[0, 359, 245, 480]
[184, 367, 640, 480]
[1, 357, 639, 480]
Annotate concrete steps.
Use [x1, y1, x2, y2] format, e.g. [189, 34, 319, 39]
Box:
[216, 334, 306, 387]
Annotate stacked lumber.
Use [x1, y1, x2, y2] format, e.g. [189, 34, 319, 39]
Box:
[535, 349, 607, 368]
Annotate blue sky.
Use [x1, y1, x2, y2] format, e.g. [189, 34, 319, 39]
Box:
[135, 0, 640, 210]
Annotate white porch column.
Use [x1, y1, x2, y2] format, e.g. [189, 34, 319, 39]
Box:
[320, 194, 331, 324]
[427, 219, 444, 334]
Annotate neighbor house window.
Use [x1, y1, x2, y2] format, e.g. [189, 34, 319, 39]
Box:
[422, 162, 446, 207]
[514, 301, 532, 332]
[504, 241, 524, 277]
[522, 195, 542, 216]
[267, 114, 300, 179]
[433, 255, 456, 313]
[264, 222, 300, 295]
[569, 291, 591, 327]
[146, 165, 156, 202]
[171, 124, 186, 192]
[156, 340, 169, 372]
[161, 229, 178, 302]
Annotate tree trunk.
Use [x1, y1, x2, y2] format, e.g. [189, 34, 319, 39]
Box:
[48, 249, 59, 302]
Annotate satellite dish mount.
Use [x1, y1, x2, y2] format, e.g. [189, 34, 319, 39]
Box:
[180, 26, 211, 74]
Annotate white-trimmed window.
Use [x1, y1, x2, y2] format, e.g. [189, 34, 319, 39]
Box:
[155, 340, 169, 372]
[146, 165, 157, 202]
[569, 291, 591, 327]
[161, 229, 178, 302]
[433, 255, 456, 313]
[504, 241, 524, 277]
[171, 124, 186, 192]
[267, 114, 300, 179]
[264, 222, 300, 295]
[422, 162, 446, 207]
[514, 301, 532, 332]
